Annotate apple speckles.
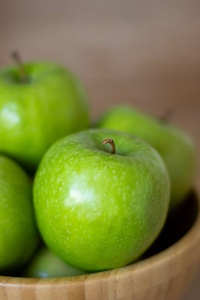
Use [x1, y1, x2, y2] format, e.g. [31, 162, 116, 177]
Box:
[56, 178, 61, 184]
[131, 191, 135, 197]
[33, 129, 170, 271]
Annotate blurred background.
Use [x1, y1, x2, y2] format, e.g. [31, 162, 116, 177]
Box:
[0, 1, 199, 298]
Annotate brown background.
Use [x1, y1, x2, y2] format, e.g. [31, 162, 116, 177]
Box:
[0, 1, 200, 298]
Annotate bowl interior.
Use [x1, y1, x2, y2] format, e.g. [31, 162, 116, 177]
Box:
[144, 190, 198, 259]
[0, 190, 198, 282]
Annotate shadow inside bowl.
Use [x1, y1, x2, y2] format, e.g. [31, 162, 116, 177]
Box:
[0, 189, 200, 300]
[0, 190, 198, 281]
[143, 190, 198, 259]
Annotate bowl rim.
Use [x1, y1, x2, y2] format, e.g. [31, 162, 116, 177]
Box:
[1, 190, 200, 287]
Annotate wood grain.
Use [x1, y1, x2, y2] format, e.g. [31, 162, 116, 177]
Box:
[0, 193, 200, 300]
[0, 2, 199, 298]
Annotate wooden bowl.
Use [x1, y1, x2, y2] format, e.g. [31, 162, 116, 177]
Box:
[1, 191, 200, 300]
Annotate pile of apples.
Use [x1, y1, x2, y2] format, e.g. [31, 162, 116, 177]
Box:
[0, 54, 197, 278]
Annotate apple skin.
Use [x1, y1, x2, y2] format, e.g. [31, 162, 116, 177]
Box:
[0, 62, 89, 172]
[24, 247, 87, 278]
[34, 129, 170, 272]
[0, 155, 40, 274]
[96, 106, 197, 210]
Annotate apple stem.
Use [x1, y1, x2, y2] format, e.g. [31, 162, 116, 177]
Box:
[11, 51, 29, 83]
[102, 138, 116, 154]
[159, 109, 174, 123]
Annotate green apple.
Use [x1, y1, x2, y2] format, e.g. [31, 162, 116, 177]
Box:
[0, 155, 40, 274]
[0, 60, 89, 172]
[96, 106, 197, 210]
[34, 129, 170, 272]
[24, 247, 87, 278]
